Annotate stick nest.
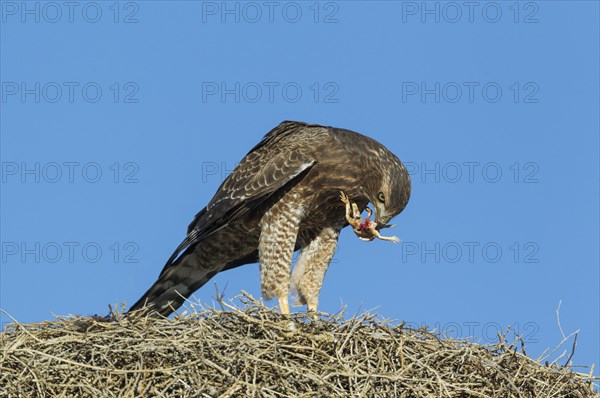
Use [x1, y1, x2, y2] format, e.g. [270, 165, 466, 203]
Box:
[1, 293, 597, 397]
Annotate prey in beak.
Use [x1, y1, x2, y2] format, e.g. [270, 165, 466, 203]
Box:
[373, 212, 395, 230]
[340, 191, 400, 243]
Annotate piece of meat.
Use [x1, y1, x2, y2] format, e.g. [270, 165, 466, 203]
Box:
[340, 191, 400, 243]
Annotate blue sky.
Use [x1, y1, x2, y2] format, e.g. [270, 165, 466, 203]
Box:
[1, 1, 598, 373]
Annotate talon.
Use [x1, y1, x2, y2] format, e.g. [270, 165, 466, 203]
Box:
[306, 305, 319, 321]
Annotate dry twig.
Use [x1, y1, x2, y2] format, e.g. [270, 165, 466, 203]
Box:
[0, 293, 597, 397]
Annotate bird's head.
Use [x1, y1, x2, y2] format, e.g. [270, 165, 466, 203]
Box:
[362, 154, 411, 227]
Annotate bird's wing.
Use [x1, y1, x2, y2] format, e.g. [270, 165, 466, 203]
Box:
[160, 121, 318, 276]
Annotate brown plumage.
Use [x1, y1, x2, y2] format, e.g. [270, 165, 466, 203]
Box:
[129, 121, 411, 316]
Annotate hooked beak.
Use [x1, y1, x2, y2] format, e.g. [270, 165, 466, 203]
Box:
[374, 208, 394, 229]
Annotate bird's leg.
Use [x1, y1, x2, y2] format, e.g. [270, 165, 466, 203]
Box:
[258, 195, 303, 316]
[278, 295, 290, 315]
[291, 227, 340, 319]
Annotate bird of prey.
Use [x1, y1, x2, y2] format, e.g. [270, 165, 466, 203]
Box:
[129, 121, 411, 317]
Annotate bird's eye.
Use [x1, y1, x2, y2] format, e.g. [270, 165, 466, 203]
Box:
[377, 192, 385, 203]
